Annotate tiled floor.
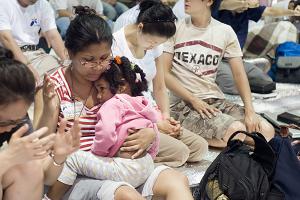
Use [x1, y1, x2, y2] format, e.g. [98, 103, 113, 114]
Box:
[177, 83, 300, 187]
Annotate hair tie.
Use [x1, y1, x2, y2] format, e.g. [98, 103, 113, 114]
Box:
[114, 56, 122, 65]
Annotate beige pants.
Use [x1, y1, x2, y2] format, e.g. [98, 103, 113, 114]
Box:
[154, 128, 208, 167]
[24, 49, 60, 78]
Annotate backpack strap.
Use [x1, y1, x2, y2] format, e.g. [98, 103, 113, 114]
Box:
[228, 131, 276, 176]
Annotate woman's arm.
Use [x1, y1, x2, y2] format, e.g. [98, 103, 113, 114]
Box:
[44, 29, 68, 61]
[43, 119, 81, 185]
[219, 0, 249, 11]
[228, 57, 260, 132]
[262, 6, 300, 17]
[0, 30, 40, 82]
[57, 9, 73, 18]
[153, 55, 170, 119]
[0, 151, 15, 186]
[33, 75, 60, 135]
[162, 52, 219, 119]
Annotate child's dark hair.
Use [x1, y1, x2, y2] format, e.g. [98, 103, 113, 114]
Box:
[137, 0, 177, 38]
[65, 6, 113, 55]
[100, 56, 148, 97]
[0, 47, 35, 105]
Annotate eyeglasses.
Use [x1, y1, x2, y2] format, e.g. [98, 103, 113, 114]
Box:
[80, 56, 112, 70]
[0, 116, 28, 127]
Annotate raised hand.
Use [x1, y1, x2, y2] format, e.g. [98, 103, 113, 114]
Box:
[6, 124, 55, 165]
[52, 119, 81, 163]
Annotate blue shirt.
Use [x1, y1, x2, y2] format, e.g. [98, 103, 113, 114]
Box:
[213, 6, 266, 48]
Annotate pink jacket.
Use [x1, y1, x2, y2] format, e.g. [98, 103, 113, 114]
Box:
[91, 94, 159, 159]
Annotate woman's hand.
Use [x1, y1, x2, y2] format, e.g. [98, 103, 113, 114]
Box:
[121, 128, 156, 159]
[244, 110, 261, 133]
[6, 124, 56, 166]
[52, 119, 81, 163]
[42, 74, 59, 109]
[190, 97, 220, 119]
[157, 117, 181, 138]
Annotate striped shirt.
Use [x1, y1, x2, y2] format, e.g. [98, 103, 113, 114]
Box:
[50, 67, 101, 151]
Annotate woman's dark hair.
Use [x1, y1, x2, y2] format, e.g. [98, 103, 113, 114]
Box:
[65, 6, 113, 55]
[100, 56, 148, 97]
[137, 0, 177, 38]
[0, 47, 35, 105]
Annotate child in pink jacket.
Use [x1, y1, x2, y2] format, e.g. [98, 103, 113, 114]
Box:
[91, 56, 160, 159]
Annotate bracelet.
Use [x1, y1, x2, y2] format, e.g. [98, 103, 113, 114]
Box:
[50, 152, 65, 167]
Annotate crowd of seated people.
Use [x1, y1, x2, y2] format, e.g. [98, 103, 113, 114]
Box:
[0, 0, 299, 199]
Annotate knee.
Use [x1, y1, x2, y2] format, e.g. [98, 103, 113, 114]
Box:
[176, 172, 190, 187]
[224, 121, 246, 142]
[174, 143, 190, 166]
[117, 192, 143, 200]
[115, 186, 144, 200]
[188, 136, 208, 162]
[164, 170, 190, 190]
[260, 120, 275, 141]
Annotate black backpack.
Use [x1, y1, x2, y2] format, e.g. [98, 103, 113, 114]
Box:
[194, 131, 276, 200]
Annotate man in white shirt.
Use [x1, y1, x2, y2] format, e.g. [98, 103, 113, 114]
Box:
[0, 0, 67, 83]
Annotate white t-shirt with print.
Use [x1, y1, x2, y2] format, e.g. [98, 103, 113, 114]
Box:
[50, 0, 103, 18]
[112, 27, 163, 106]
[164, 17, 243, 100]
[0, 0, 56, 46]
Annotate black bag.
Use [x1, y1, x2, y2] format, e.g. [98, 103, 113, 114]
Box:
[249, 78, 276, 94]
[194, 131, 276, 200]
[268, 126, 300, 200]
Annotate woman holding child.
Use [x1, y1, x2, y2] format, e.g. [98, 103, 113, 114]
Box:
[35, 6, 194, 200]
